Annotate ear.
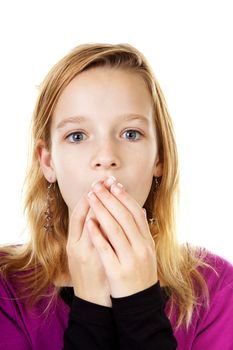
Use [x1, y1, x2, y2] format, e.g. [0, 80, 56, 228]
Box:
[153, 153, 163, 177]
[36, 139, 56, 183]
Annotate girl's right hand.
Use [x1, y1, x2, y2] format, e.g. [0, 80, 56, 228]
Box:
[66, 178, 115, 307]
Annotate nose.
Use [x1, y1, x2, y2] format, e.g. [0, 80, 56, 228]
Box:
[91, 140, 120, 170]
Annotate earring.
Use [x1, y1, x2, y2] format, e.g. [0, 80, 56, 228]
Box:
[148, 217, 157, 225]
[148, 176, 160, 225]
[153, 176, 160, 193]
[43, 181, 55, 233]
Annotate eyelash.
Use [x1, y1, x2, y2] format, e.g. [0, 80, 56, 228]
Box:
[65, 129, 144, 144]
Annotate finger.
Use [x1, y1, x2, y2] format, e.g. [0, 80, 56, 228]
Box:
[109, 183, 153, 244]
[87, 218, 119, 276]
[87, 191, 132, 263]
[81, 207, 97, 249]
[85, 207, 96, 221]
[90, 182, 147, 247]
[83, 178, 116, 243]
[68, 190, 91, 245]
[87, 176, 118, 243]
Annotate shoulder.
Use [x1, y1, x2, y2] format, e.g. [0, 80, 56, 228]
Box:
[0, 244, 23, 294]
[0, 258, 57, 323]
[0, 255, 25, 308]
[0, 269, 22, 331]
[197, 248, 233, 296]
[174, 248, 233, 348]
[0, 248, 66, 349]
[191, 249, 233, 347]
[192, 247, 233, 329]
[0, 245, 41, 310]
[0, 271, 12, 295]
[0, 248, 16, 297]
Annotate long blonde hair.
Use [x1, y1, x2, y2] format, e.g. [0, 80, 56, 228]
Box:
[0, 43, 217, 331]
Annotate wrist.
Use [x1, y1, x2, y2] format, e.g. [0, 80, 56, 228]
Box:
[74, 289, 112, 307]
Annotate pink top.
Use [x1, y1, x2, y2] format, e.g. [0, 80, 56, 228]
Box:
[0, 249, 233, 349]
[169, 250, 233, 349]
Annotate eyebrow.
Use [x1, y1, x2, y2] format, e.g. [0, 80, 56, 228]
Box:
[56, 114, 149, 130]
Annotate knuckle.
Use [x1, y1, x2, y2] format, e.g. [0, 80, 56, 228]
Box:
[71, 211, 85, 223]
[150, 238, 156, 249]
[115, 225, 123, 237]
[121, 211, 131, 222]
[138, 243, 153, 259]
[78, 254, 88, 264]
[99, 242, 109, 253]
[66, 244, 75, 258]
[140, 208, 146, 218]
[139, 246, 148, 258]
[66, 243, 87, 263]
[66, 242, 73, 256]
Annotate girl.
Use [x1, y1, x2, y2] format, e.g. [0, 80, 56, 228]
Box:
[0, 43, 232, 349]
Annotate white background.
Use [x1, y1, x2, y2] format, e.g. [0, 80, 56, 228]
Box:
[0, 0, 232, 263]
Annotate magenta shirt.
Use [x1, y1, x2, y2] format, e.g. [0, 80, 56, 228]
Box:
[0, 249, 233, 349]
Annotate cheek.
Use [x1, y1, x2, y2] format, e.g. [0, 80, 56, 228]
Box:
[125, 169, 154, 208]
[53, 146, 85, 176]
[132, 154, 155, 205]
[52, 152, 87, 211]
[135, 177, 154, 207]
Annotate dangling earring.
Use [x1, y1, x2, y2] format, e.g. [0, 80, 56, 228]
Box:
[43, 181, 55, 233]
[153, 176, 160, 193]
[148, 176, 160, 225]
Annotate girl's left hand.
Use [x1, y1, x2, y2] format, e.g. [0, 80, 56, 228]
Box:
[86, 180, 158, 298]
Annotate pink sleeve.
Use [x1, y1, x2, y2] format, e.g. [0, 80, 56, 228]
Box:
[0, 276, 31, 350]
[192, 281, 233, 349]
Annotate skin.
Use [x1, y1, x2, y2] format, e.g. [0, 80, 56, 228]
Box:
[37, 67, 163, 305]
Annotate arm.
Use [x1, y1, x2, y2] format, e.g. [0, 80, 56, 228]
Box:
[62, 295, 118, 349]
[111, 281, 177, 350]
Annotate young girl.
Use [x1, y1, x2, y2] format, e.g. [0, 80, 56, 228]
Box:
[0, 43, 232, 349]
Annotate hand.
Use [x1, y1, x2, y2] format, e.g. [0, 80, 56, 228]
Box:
[66, 178, 117, 307]
[86, 181, 158, 298]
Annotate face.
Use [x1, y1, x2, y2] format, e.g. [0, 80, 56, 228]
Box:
[38, 67, 163, 217]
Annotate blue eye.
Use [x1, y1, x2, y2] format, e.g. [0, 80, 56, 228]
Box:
[65, 129, 143, 143]
[66, 132, 86, 143]
[122, 130, 143, 141]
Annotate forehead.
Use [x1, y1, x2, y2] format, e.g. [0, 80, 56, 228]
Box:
[51, 67, 154, 128]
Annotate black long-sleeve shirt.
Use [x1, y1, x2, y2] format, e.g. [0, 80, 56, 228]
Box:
[62, 280, 177, 349]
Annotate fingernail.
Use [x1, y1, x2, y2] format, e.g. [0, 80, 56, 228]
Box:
[105, 176, 116, 186]
[91, 180, 100, 188]
[87, 191, 97, 200]
[93, 182, 103, 192]
[111, 183, 123, 194]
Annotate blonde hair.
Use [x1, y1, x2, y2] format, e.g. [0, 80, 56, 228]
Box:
[0, 43, 217, 331]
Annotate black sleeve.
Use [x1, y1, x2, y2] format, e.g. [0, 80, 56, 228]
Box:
[62, 296, 118, 349]
[110, 280, 178, 349]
